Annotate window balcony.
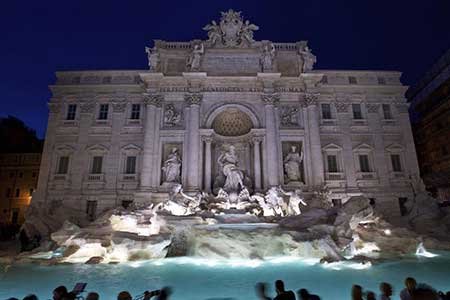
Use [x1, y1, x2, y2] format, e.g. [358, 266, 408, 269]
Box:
[325, 172, 345, 180]
[62, 120, 79, 127]
[356, 171, 377, 180]
[352, 119, 367, 126]
[126, 119, 142, 126]
[120, 174, 138, 181]
[87, 173, 104, 181]
[53, 174, 68, 181]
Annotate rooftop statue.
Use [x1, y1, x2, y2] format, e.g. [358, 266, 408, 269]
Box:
[203, 9, 259, 47]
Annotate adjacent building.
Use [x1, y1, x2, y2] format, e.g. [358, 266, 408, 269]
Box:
[0, 153, 41, 224]
[32, 10, 422, 221]
[407, 48, 450, 201]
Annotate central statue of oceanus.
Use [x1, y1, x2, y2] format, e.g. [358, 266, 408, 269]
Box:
[217, 145, 244, 193]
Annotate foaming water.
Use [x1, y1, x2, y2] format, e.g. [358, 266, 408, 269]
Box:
[1, 253, 450, 300]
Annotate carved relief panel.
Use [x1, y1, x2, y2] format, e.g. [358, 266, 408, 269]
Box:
[279, 105, 302, 128]
[162, 102, 184, 129]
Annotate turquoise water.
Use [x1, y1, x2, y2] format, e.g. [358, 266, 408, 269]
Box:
[1, 254, 450, 300]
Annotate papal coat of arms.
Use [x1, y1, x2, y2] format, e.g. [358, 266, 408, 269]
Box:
[203, 9, 259, 47]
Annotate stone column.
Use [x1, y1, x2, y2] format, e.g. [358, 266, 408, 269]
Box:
[33, 102, 61, 204]
[185, 93, 203, 191]
[140, 93, 162, 190]
[396, 102, 422, 190]
[367, 103, 389, 187]
[203, 136, 213, 193]
[252, 136, 263, 191]
[335, 101, 358, 189]
[262, 93, 280, 187]
[304, 93, 324, 186]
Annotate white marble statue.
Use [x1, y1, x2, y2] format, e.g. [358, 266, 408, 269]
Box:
[187, 43, 204, 71]
[279, 187, 307, 215]
[261, 43, 275, 72]
[265, 187, 285, 217]
[145, 46, 160, 72]
[298, 45, 316, 73]
[240, 20, 259, 44]
[250, 194, 276, 217]
[284, 145, 303, 182]
[203, 20, 222, 45]
[164, 104, 181, 127]
[149, 202, 164, 235]
[162, 148, 181, 183]
[218, 145, 244, 193]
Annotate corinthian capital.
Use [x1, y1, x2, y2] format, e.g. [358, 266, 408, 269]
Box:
[261, 93, 280, 105]
[144, 93, 163, 107]
[303, 93, 319, 107]
[48, 103, 61, 113]
[184, 93, 203, 106]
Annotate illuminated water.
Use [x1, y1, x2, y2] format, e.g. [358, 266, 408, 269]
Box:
[1, 254, 450, 300]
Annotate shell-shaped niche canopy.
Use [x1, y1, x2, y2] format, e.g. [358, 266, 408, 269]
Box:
[212, 108, 253, 136]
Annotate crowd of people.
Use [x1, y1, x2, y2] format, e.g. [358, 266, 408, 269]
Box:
[4, 277, 450, 300]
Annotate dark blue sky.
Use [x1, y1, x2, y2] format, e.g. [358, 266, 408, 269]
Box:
[1, 0, 449, 138]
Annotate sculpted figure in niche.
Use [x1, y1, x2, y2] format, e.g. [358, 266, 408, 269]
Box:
[261, 43, 275, 72]
[281, 107, 299, 126]
[203, 20, 222, 45]
[298, 45, 316, 73]
[164, 104, 181, 127]
[187, 43, 204, 71]
[218, 145, 244, 193]
[284, 145, 304, 182]
[162, 148, 182, 183]
[145, 46, 160, 72]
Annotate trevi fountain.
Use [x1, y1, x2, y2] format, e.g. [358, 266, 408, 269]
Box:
[1, 9, 450, 300]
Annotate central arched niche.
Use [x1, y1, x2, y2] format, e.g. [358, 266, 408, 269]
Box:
[211, 108, 253, 136]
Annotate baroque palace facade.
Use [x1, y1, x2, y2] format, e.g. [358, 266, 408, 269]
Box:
[33, 10, 421, 220]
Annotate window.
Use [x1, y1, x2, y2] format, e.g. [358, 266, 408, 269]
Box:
[377, 77, 386, 85]
[91, 156, 103, 174]
[382, 104, 392, 119]
[327, 155, 338, 172]
[352, 103, 363, 119]
[66, 104, 77, 120]
[391, 154, 402, 172]
[130, 104, 141, 120]
[15, 188, 20, 197]
[57, 156, 70, 174]
[399, 197, 408, 216]
[32, 172, 37, 178]
[321, 104, 332, 119]
[349, 76, 357, 84]
[122, 200, 133, 209]
[86, 201, 97, 221]
[125, 156, 137, 174]
[98, 104, 109, 120]
[359, 154, 371, 172]
[332, 199, 342, 207]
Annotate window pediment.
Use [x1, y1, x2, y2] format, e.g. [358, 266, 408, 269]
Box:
[353, 143, 373, 152]
[86, 144, 109, 153]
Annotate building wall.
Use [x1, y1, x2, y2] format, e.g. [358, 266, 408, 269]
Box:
[0, 153, 41, 224]
[32, 68, 420, 222]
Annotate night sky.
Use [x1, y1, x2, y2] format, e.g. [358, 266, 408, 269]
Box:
[1, 0, 449, 138]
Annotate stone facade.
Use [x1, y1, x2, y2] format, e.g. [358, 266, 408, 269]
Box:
[0, 153, 41, 224]
[407, 48, 450, 201]
[33, 10, 421, 221]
